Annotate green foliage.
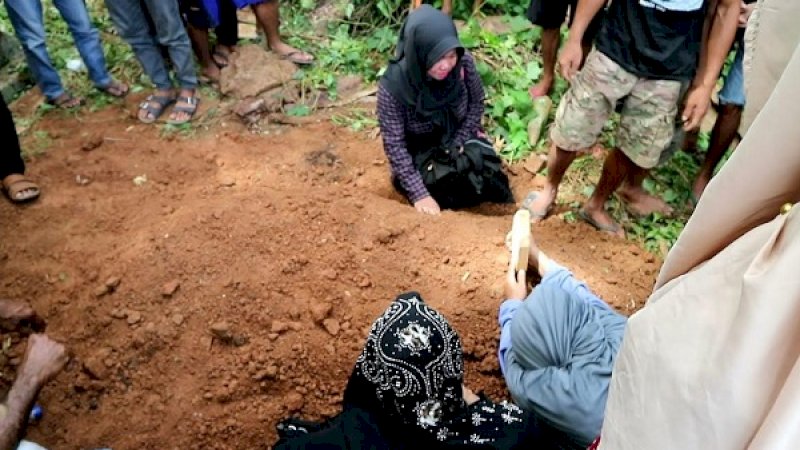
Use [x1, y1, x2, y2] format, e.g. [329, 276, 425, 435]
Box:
[461, 20, 546, 160]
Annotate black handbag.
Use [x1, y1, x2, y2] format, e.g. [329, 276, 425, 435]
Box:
[411, 136, 513, 209]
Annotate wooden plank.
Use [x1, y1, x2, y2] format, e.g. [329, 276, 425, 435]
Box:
[510, 209, 530, 272]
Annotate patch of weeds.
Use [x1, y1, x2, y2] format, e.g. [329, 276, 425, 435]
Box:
[23, 130, 52, 158]
[331, 109, 378, 132]
[159, 122, 194, 139]
[626, 214, 685, 255]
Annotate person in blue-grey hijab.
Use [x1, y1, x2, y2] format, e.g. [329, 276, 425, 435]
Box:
[499, 232, 627, 449]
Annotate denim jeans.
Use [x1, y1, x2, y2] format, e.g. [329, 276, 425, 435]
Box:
[105, 0, 197, 90]
[4, 0, 112, 101]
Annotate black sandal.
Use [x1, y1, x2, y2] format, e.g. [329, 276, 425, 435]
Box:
[168, 95, 199, 125]
[46, 93, 83, 109]
[138, 94, 175, 124]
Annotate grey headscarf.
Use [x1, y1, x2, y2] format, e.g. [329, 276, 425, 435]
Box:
[505, 281, 626, 446]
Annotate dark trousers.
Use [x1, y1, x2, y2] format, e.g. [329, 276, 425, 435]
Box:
[180, 0, 239, 46]
[0, 94, 25, 180]
[216, 0, 238, 47]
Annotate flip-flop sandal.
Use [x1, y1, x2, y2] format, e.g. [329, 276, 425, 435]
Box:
[138, 95, 175, 124]
[520, 191, 551, 220]
[46, 93, 83, 109]
[280, 51, 314, 66]
[99, 80, 129, 98]
[578, 209, 624, 236]
[212, 48, 230, 68]
[2, 175, 40, 204]
[167, 95, 199, 125]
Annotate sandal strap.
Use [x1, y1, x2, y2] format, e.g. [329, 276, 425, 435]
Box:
[139, 95, 175, 108]
[175, 96, 198, 105]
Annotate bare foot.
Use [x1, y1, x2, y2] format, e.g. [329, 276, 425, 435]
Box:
[47, 92, 83, 109]
[99, 80, 129, 98]
[618, 185, 674, 217]
[523, 185, 557, 223]
[529, 76, 554, 99]
[212, 45, 235, 68]
[270, 41, 314, 65]
[201, 63, 221, 83]
[580, 206, 625, 238]
[0, 299, 43, 332]
[19, 334, 68, 384]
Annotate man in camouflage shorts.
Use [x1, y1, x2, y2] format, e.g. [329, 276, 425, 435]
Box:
[525, 0, 740, 236]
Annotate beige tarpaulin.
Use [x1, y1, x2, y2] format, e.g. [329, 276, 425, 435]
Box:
[598, 0, 800, 448]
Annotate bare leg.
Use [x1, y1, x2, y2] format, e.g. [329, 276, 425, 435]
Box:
[618, 166, 674, 216]
[529, 27, 560, 98]
[582, 149, 630, 237]
[527, 144, 578, 222]
[186, 25, 220, 82]
[442, 0, 453, 15]
[251, 0, 313, 64]
[0, 335, 67, 450]
[692, 103, 742, 199]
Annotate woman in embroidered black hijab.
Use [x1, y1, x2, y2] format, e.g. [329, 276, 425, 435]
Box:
[377, 6, 513, 216]
[274, 292, 553, 449]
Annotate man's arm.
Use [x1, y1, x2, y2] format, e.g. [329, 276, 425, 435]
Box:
[0, 335, 67, 450]
[560, 0, 608, 79]
[682, 0, 740, 130]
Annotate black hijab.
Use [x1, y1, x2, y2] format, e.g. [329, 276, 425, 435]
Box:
[380, 5, 466, 147]
[275, 293, 554, 449]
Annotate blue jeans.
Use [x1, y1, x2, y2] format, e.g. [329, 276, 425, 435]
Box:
[718, 38, 746, 107]
[4, 0, 112, 101]
[105, 0, 197, 90]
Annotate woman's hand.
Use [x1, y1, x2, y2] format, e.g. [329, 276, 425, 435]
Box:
[414, 196, 441, 215]
[462, 385, 480, 405]
[504, 261, 527, 300]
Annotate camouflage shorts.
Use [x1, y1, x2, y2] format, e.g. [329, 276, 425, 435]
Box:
[550, 50, 684, 169]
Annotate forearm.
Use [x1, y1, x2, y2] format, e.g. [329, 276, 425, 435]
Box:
[567, 0, 607, 44]
[497, 299, 523, 376]
[693, 0, 738, 89]
[0, 377, 40, 450]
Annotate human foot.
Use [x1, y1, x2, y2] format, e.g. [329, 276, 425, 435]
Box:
[47, 92, 83, 109]
[2, 174, 40, 203]
[271, 41, 314, 65]
[138, 90, 175, 123]
[528, 76, 554, 99]
[618, 185, 674, 216]
[200, 63, 221, 84]
[521, 187, 557, 223]
[579, 207, 625, 238]
[19, 334, 68, 385]
[212, 45, 234, 68]
[99, 80, 129, 98]
[168, 89, 199, 125]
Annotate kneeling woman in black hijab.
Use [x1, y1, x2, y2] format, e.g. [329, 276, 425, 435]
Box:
[274, 293, 553, 449]
[377, 6, 513, 215]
